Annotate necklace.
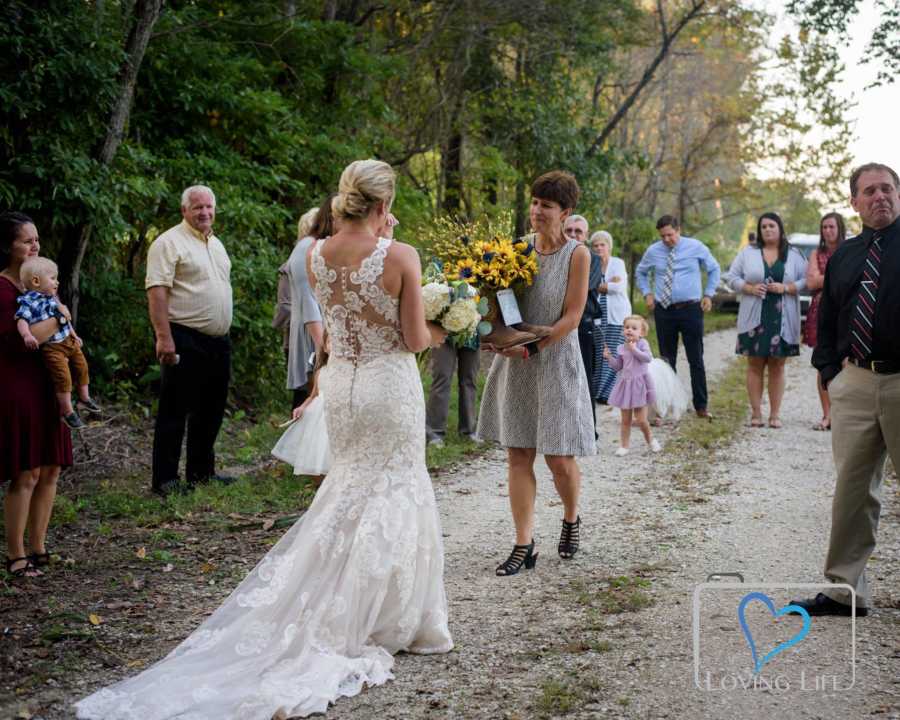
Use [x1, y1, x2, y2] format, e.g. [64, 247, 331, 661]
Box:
[535, 233, 565, 256]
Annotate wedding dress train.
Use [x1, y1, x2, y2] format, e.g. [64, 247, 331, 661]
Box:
[75, 236, 453, 719]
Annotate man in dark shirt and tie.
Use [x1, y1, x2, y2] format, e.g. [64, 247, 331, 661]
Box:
[792, 163, 900, 617]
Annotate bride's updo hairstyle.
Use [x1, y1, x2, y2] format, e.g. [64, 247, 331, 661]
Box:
[331, 159, 395, 221]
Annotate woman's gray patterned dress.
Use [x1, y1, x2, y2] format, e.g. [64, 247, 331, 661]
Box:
[477, 237, 596, 456]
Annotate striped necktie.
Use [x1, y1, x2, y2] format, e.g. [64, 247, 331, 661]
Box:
[657, 247, 675, 309]
[850, 232, 883, 361]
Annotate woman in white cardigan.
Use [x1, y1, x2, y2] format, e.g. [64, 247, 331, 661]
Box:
[590, 231, 632, 403]
[725, 213, 808, 428]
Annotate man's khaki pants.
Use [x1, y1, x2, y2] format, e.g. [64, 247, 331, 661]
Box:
[824, 363, 900, 608]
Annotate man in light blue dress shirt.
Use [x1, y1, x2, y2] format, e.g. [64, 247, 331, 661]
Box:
[636, 215, 721, 417]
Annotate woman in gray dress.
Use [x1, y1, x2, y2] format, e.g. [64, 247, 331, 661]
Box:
[477, 171, 593, 576]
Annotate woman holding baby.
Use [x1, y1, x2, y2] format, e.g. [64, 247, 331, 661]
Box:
[0, 211, 72, 578]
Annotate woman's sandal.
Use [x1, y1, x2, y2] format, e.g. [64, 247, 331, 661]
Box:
[812, 418, 831, 431]
[558, 516, 581, 559]
[496, 541, 538, 576]
[750, 417, 764, 428]
[29, 551, 51, 568]
[769, 417, 783, 429]
[5, 556, 39, 578]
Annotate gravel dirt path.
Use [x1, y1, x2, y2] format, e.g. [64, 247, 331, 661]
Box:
[327, 329, 900, 720]
[6, 329, 898, 719]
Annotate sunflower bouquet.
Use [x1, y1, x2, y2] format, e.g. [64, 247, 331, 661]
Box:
[420, 214, 544, 348]
[424, 214, 538, 295]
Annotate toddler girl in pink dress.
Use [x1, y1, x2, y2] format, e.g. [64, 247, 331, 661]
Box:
[603, 314, 661, 456]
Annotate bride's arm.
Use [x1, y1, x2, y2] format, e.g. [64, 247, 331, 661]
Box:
[536, 244, 590, 351]
[395, 244, 445, 353]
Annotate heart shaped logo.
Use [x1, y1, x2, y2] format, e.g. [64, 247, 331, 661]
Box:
[738, 591, 811, 673]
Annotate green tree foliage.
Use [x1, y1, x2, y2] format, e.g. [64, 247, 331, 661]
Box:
[0, 0, 855, 408]
[1, 1, 404, 404]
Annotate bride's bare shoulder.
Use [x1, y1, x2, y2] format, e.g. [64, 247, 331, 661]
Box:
[385, 240, 420, 265]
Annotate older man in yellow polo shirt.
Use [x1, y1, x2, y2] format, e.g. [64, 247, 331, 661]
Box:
[146, 185, 234, 495]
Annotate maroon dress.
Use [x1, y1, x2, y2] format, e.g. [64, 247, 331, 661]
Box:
[802, 249, 832, 348]
[0, 276, 72, 481]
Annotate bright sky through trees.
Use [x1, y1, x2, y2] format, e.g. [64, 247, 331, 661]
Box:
[763, 0, 899, 202]
[832, 0, 900, 176]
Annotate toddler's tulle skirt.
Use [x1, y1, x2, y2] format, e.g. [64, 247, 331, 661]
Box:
[271, 395, 331, 475]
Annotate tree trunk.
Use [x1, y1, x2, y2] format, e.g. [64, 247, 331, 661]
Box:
[59, 0, 163, 321]
[441, 130, 463, 215]
[514, 176, 527, 238]
[126, 225, 148, 279]
[484, 174, 498, 206]
[585, 0, 707, 158]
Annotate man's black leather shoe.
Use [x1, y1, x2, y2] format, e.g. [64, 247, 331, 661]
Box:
[153, 479, 189, 498]
[789, 592, 868, 617]
[193, 474, 238, 486]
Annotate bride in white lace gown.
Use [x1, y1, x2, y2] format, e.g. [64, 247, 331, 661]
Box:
[75, 160, 452, 720]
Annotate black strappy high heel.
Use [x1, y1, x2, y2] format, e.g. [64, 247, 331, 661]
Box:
[495, 540, 538, 576]
[5, 556, 37, 578]
[29, 551, 51, 568]
[558, 516, 581, 559]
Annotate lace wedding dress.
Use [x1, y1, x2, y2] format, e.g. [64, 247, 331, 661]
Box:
[75, 236, 453, 719]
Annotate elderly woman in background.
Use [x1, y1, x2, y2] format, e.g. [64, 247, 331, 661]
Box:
[804, 212, 846, 430]
[274, 206, 318, 410]
[0, 212, 72, 578]
[726, 212, 808, 428]
[589, 230, 632, 404]
[285, 197, 334, 412]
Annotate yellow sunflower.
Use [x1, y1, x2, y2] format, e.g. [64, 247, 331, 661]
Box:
[454, 258, 478, 283]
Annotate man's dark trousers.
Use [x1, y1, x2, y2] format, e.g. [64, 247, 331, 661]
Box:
[654, 302, 708, 411]
[578, 320, 598, 439]
[152, 323, 231, 490]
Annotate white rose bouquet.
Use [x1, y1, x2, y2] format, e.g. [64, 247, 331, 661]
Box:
[419, 268, 485, 371]
[442, 297, 480, 335]
[422, 281, 452, 321]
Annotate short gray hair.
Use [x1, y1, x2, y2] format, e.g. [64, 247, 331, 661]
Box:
[297, 207, 319, 242]
[590, 230, 613, 250]
[565, 214, 588, 228]
[181, 185, 216, 209]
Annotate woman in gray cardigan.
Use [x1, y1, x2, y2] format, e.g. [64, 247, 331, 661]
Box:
[725, 212, 808, 428]
[285, 201, 332, 409]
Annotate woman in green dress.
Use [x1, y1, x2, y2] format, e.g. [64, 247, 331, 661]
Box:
[725, 212, 808, 428]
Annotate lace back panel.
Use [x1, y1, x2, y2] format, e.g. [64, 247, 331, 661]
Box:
[311, 237, 405, 362]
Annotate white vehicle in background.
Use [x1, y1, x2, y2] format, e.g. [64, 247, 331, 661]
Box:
[788, 233, 819, 322]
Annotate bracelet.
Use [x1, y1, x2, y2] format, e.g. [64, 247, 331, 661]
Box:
[522, 346, 529, 360]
